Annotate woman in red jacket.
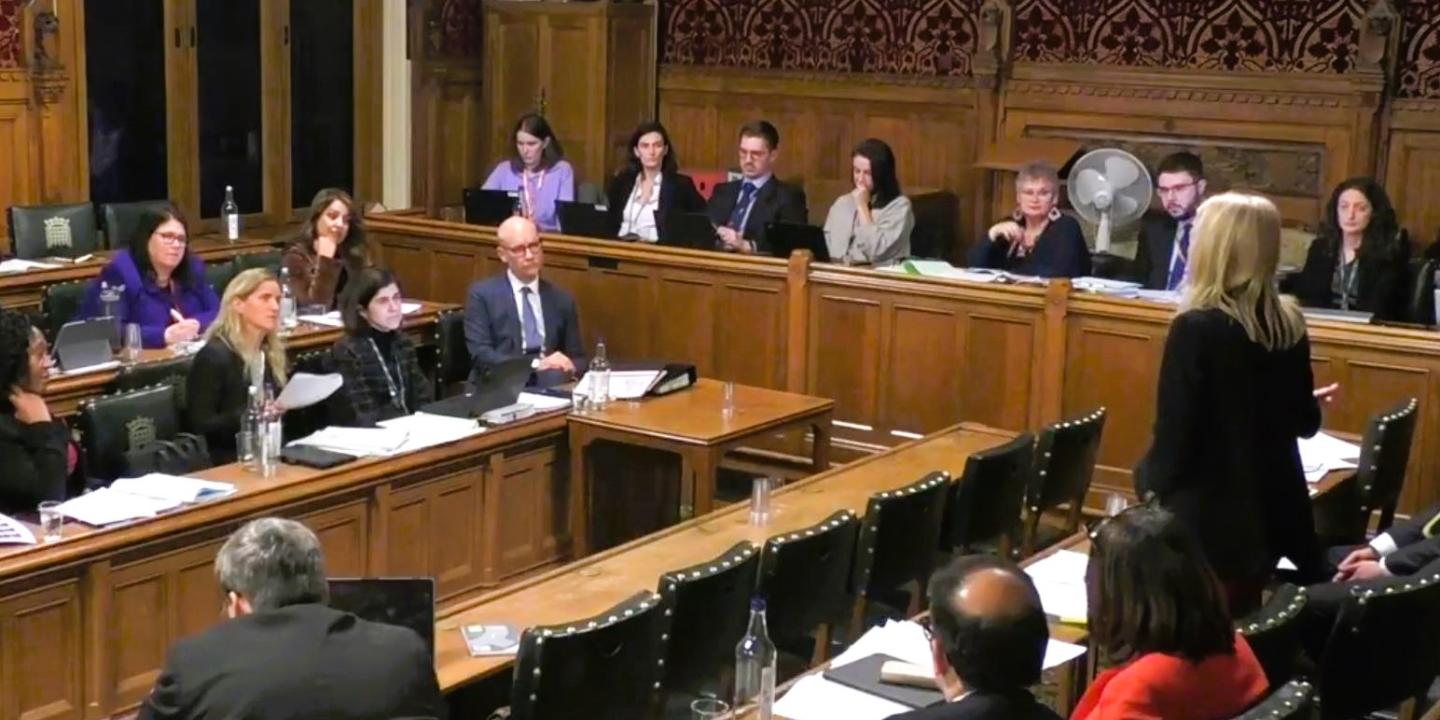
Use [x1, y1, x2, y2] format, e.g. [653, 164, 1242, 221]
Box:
[1072, 505, 1268, 720]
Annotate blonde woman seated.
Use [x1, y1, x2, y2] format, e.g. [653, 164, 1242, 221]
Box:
[186, 269, 289, 464]
[968, 162, 1090, 278]
[823, 138, 913, 265]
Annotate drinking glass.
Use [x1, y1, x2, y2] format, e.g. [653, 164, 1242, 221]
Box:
[722, 381, 736, 419]
[749, 477, 772, 526]
[690, 697, 730, 720]
[38, 500, 63, 542]
[123, 323, 143, 364]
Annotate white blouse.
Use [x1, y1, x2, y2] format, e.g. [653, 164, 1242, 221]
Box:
[618, 173, 663, 242]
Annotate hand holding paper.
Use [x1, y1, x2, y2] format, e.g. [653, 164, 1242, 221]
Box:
[275, 373, 343, 410]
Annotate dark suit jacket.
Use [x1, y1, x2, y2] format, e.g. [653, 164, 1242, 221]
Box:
[1376, 502, 1440, 575]
[186, 337, 278, 465]
[1285, 231, 1411, 320]
[605, 169, 707, 240]
[966, 214, 1091, 279]
[138, 603, 444, 720]
[706, 176, 808, 253]
[1135, 308, 1322, 582]
[463, 273, 586, 387]
[1129, 211, 1182, 290]
[885, 689, 1061, 720]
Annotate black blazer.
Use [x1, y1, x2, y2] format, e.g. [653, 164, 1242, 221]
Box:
[186, 338, 278, 465]
[1376, 502, 1440, 576]
[1286, 232, 1411, 319]
[463, 273, 587, 387]
[1130, 211, 1183, 290]
[706, 177, 808, 253]
[138, 603, 444, 720]
[0, 414, 68, 514]
[886, 689, 1062, 720]
[1135, 308, 1322, 582]
[966, 214, 1092, 279]
[330, 330, 434, 427]
[605, 169, 706, 240]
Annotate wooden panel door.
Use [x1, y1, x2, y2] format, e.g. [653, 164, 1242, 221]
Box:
[297, 500, 369, 577]
[484, 9, 542, 170]
[539, 13, 602, 183]
[384, 468, 486, 600]
[483, 442, 568, 582]
[0, 579, 84, 720]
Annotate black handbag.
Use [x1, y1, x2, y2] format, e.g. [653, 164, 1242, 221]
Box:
[123, 432, 213, 477]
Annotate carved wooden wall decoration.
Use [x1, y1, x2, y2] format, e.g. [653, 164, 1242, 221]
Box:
[0, 0, 19, 68]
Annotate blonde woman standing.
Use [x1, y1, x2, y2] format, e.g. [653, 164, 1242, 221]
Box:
[1135, 192, 1335, 615]
[186, 269, 290, 464]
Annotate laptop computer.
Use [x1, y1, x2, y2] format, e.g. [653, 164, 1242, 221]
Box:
[419, 354, 534, 419]
[462, 188, 518, 227]
[765, 221, 832, 263]
[557, 201, 619, 240]
[659, 212, 719, 251]
[53, 317, 115, 372]
[327, 577, 436, 657]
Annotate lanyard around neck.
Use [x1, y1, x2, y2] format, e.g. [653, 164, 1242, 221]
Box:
[368, 337, 407, 412]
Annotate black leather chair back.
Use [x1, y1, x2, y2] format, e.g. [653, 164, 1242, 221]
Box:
[286, 350, 334, 439]
[8, 202, 100, 259]
[1314, 398, 1419, 547]
[942, 432, 1034, 554]
[1403, 256, 1437, 325]
[434, 308, 470, 398]
[205, 258, 239, 298]
[111, 356, 194, 415]
[100, 200, 171, 250]
[757, 510, 859, 649]
[1229, 680, 1313, 720]
[509, 590, 670, 720]
[40, 280, 90, 343]
[231, 250, 283, 275]
[1316, 564, 1440, 719]
[1236, 583, 1306, 687]
[1023, 407, 1106, 555]
[851, 472, 950, 601]
[657, 541, 760, 699]
[1089, 252, 1132, 280]
[78, 384, 180, 483]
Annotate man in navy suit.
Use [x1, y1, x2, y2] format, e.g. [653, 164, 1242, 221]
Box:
[1130, 152, 1207, 291]
[706, 120, 808, 255]
[463, 215, 586, 387]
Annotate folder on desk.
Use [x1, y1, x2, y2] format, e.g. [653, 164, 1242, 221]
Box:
[822, 653, 944, 709]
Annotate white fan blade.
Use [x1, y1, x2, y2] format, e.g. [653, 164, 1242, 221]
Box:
[1073, 168, 1106, 203]
[1115, 194, 1140, 217]
[1105, 156, 1140, 188]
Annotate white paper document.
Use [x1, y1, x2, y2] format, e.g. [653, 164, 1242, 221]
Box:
[1024, 549, 1090, 620]
[377, 412, 486, 453]
[1072, 276, 1142, 296]
[0, 514, 37, 545]
[57, 487, 182, 526]
[275, 373, 343, 410]
[297, 303, 422, 328]
[1298, 431, 1360, 483]
[109, 473, 235, 504]
[0, 258, 62, 274]
[290, 426, 412, 457]
[573, 370, 662, 400]
[518, 392, 572, 412]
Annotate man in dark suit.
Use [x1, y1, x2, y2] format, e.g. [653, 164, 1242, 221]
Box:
[138, 518, 444, 720]
[706, 120, 808, 255]
[888, 556, 1061, 720]
[463, 215, 586, 387]
[1130, 152, 1207, 291]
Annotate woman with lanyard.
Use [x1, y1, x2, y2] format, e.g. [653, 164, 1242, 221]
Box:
[605, 120, 706, 242]
[481, 113, 575, 232]
[330, 268, 432, 427]
[1286, 177, 1410, 319]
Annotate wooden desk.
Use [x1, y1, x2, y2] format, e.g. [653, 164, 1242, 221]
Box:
[432, 421, 1012, 692]
[39, 301, 454, 417]
[568, 379, 834, 555]
[0, 237, 280, 312]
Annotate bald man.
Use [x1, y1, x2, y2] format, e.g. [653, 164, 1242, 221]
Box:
[887, 556, 1061, 720]
[463, 216, 587, 387]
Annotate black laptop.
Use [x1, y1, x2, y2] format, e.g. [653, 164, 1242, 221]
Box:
[765, 221, 832, 262]
[659, 212, 719, 250]
[462, 188, 518, 227]
[557, 201, 619, 240]
[327, 577, 436, 657]
[420, 355, 533, 419]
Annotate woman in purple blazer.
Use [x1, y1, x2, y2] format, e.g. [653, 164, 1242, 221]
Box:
[79, 204, 219, 348]
[481, 113, 575, 232]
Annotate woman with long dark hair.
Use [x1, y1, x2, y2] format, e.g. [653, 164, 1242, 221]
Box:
[481, 113, 575, 232]
[605, 121, 706, 242]
[330, 268, 432, 426]
[823, 138, 914, 265]
[1287, 177, 1410, 319]
[281, 187, 370, 310]
[0, 310, 71, 513]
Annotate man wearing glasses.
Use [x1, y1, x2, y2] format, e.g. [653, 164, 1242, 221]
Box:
[463, 215, 586, 388]
[1130, 152, 1208, 291]
[706, 120, 808, 255]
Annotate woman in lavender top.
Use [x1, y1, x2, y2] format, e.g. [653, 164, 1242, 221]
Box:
[481, 113, 574, 232]
[79, 204, 219, 349]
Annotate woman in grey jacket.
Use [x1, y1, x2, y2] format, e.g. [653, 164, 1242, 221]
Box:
[823, 138, 914, 266]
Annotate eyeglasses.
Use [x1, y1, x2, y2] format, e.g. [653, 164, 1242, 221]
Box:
[1157, 182, 1197, 198]
[154, 231, 188, 246]
[504, 240, 543, 257]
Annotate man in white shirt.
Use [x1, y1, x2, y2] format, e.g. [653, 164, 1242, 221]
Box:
[462, 216, 587, 387]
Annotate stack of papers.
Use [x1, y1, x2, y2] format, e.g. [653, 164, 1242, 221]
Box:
[773, 619, 1085, 720]
[298, 302, 422, 327]
[0, 258, 61, 274]
[290, 426, 412, 457]
[1024, 549, 1090, 621]
[57, 487, 183, 526]
[1073, 276, 1142, 297]
[573, 370, 663, 401]
[377, 412, 486, 453]
[110, 473, 235, 504]
[518, 392, 572, 412]
[1298, 431, 1360, 483]
[0, 514, 37, 545]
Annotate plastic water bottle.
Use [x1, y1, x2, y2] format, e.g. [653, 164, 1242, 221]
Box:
[221, 185, 240, 242]
[590, 339, 611, 409]
[734, 597, 777, 719]
[279, 266, 298, 331]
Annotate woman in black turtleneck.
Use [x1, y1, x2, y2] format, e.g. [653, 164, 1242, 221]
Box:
[330, 268, 433, 426]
